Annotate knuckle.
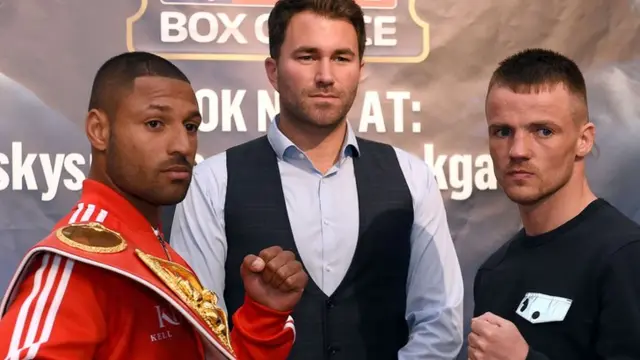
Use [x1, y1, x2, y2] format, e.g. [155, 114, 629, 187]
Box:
[266, 260, 279, 272]
[258, 248, 271, 258]
[284, 276, 297, 289]
[477, 339, 486, 351]
[262, 246, 283, 259]
[276, 265, 289, 279]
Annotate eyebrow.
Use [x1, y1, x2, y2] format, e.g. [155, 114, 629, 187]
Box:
[488, 120, 559, 130]
[147, 104, 171, 112]
[185, 110, 202, 121]
[146, 104, 201, 120]
[488, 123, 511, 130]
[334, 48, 356, 57]
[294, 46, 356, 57]
[529, 120, 558, 127]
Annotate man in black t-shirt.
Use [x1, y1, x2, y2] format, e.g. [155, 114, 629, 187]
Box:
[469, 48, 640, 360]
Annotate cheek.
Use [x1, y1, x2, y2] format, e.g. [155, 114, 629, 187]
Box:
[114, 138, 147, 168]
[349, 69, 362, 86]
[488, 144, 508, 169]
[336, 69, 360, 89]
[546, 143, 575, 168]
[279, 67, 308, 90]
[278, 77, 301, 100]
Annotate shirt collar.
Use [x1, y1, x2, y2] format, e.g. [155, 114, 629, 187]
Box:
[78, 179, 158, 233]
[266, 114, 360, 160]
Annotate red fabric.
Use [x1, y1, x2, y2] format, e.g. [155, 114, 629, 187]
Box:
[0, 180, 295, 359]
[232, 295, 295, 360]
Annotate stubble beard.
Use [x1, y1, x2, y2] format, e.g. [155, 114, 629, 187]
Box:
[106, 135, 188, 207]
[503, 170, 572, 207]
[280, 84, 358, 132]
[284, 99, 346, 131]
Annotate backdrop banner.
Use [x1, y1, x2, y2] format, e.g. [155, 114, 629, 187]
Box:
[0, 1, 638, 358]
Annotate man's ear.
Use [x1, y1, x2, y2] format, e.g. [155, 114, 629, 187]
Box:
[264, 57, 278, 92]
[85, 109, 110, 151]
[576, 121, 596, 158]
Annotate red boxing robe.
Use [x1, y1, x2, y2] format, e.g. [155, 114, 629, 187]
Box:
[0, 180, 295, 359]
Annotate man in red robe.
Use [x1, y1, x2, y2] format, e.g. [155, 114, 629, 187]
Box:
[0, 51, 308, 360]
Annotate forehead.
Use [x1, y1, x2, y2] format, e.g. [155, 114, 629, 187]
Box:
[485, 85, 574, 125]
[283, 11, 358, 53]
[120, 76, 197, 112]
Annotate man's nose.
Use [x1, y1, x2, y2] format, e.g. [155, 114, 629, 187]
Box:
[315, 59, 335, 86]
[509, 133, 532, 160]
[168, 126, 194, 157]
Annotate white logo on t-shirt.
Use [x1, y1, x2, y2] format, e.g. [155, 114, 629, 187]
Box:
[516, 292, 573, 324]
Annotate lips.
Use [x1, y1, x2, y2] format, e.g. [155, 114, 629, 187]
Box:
[162, 165, 192, 180]
[507, 170, 534, 175]
[309, 93, 339, 99]
[163, 165, 191, 173]
[505, 170, 535, 181]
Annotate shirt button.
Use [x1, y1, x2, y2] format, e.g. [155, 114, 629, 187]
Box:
[325, 266, 332, 272]
[323, 219, 328, 225]
[298, 153, 304, 160]
[326, 299, 335, 309]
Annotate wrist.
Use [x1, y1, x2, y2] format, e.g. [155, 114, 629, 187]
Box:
[232, 294, 294, 342]
[243, 294, 293, 318]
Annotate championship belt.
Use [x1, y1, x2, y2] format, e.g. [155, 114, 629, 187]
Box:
[134, 250, 231, 348]
[33, 222, 236, 359]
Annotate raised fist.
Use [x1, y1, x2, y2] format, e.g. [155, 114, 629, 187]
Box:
[240, 246, 308, 312]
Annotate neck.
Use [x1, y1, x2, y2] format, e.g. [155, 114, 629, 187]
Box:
[518, 172, 596, 236]
[277, 112, 348, 173]
[88, 166, 160, 229]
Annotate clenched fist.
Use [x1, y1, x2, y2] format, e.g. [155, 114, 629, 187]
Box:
[240, 246, 309, 312]
[468, 312, 529, 360]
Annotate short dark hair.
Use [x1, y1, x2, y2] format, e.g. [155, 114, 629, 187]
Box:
[489, 48, 588, 105]
[88, 51, 190, 117]
[267, 0, 366, 60]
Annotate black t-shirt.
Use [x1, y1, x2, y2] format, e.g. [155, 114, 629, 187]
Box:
[473, 198, 640, 359]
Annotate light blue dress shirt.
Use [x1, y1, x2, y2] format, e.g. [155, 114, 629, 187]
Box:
[170, 118, 464, 359]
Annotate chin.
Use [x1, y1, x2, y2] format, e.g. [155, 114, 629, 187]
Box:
[313, 119, 343, 129]
[503, 187, 546, 206]
[154, 196, 187, 207]
[301, 107, 344, 125]
[307, 113, 346, 128]
[152, 189, 189, 206]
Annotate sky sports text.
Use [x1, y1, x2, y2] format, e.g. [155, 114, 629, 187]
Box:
[0, 142, 495, 202]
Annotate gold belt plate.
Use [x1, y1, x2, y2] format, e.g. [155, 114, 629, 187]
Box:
[135, 249, 235, 355]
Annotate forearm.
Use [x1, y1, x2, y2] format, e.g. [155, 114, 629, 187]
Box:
[398, 306, 463, 359]
[230, 295, 295, 360]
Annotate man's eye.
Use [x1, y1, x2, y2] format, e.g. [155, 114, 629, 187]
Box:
[537, 128, 553, 137]
[185, 123, 198, 132]
[146, 120, 162, 129]
[494, 128, 511, 137]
